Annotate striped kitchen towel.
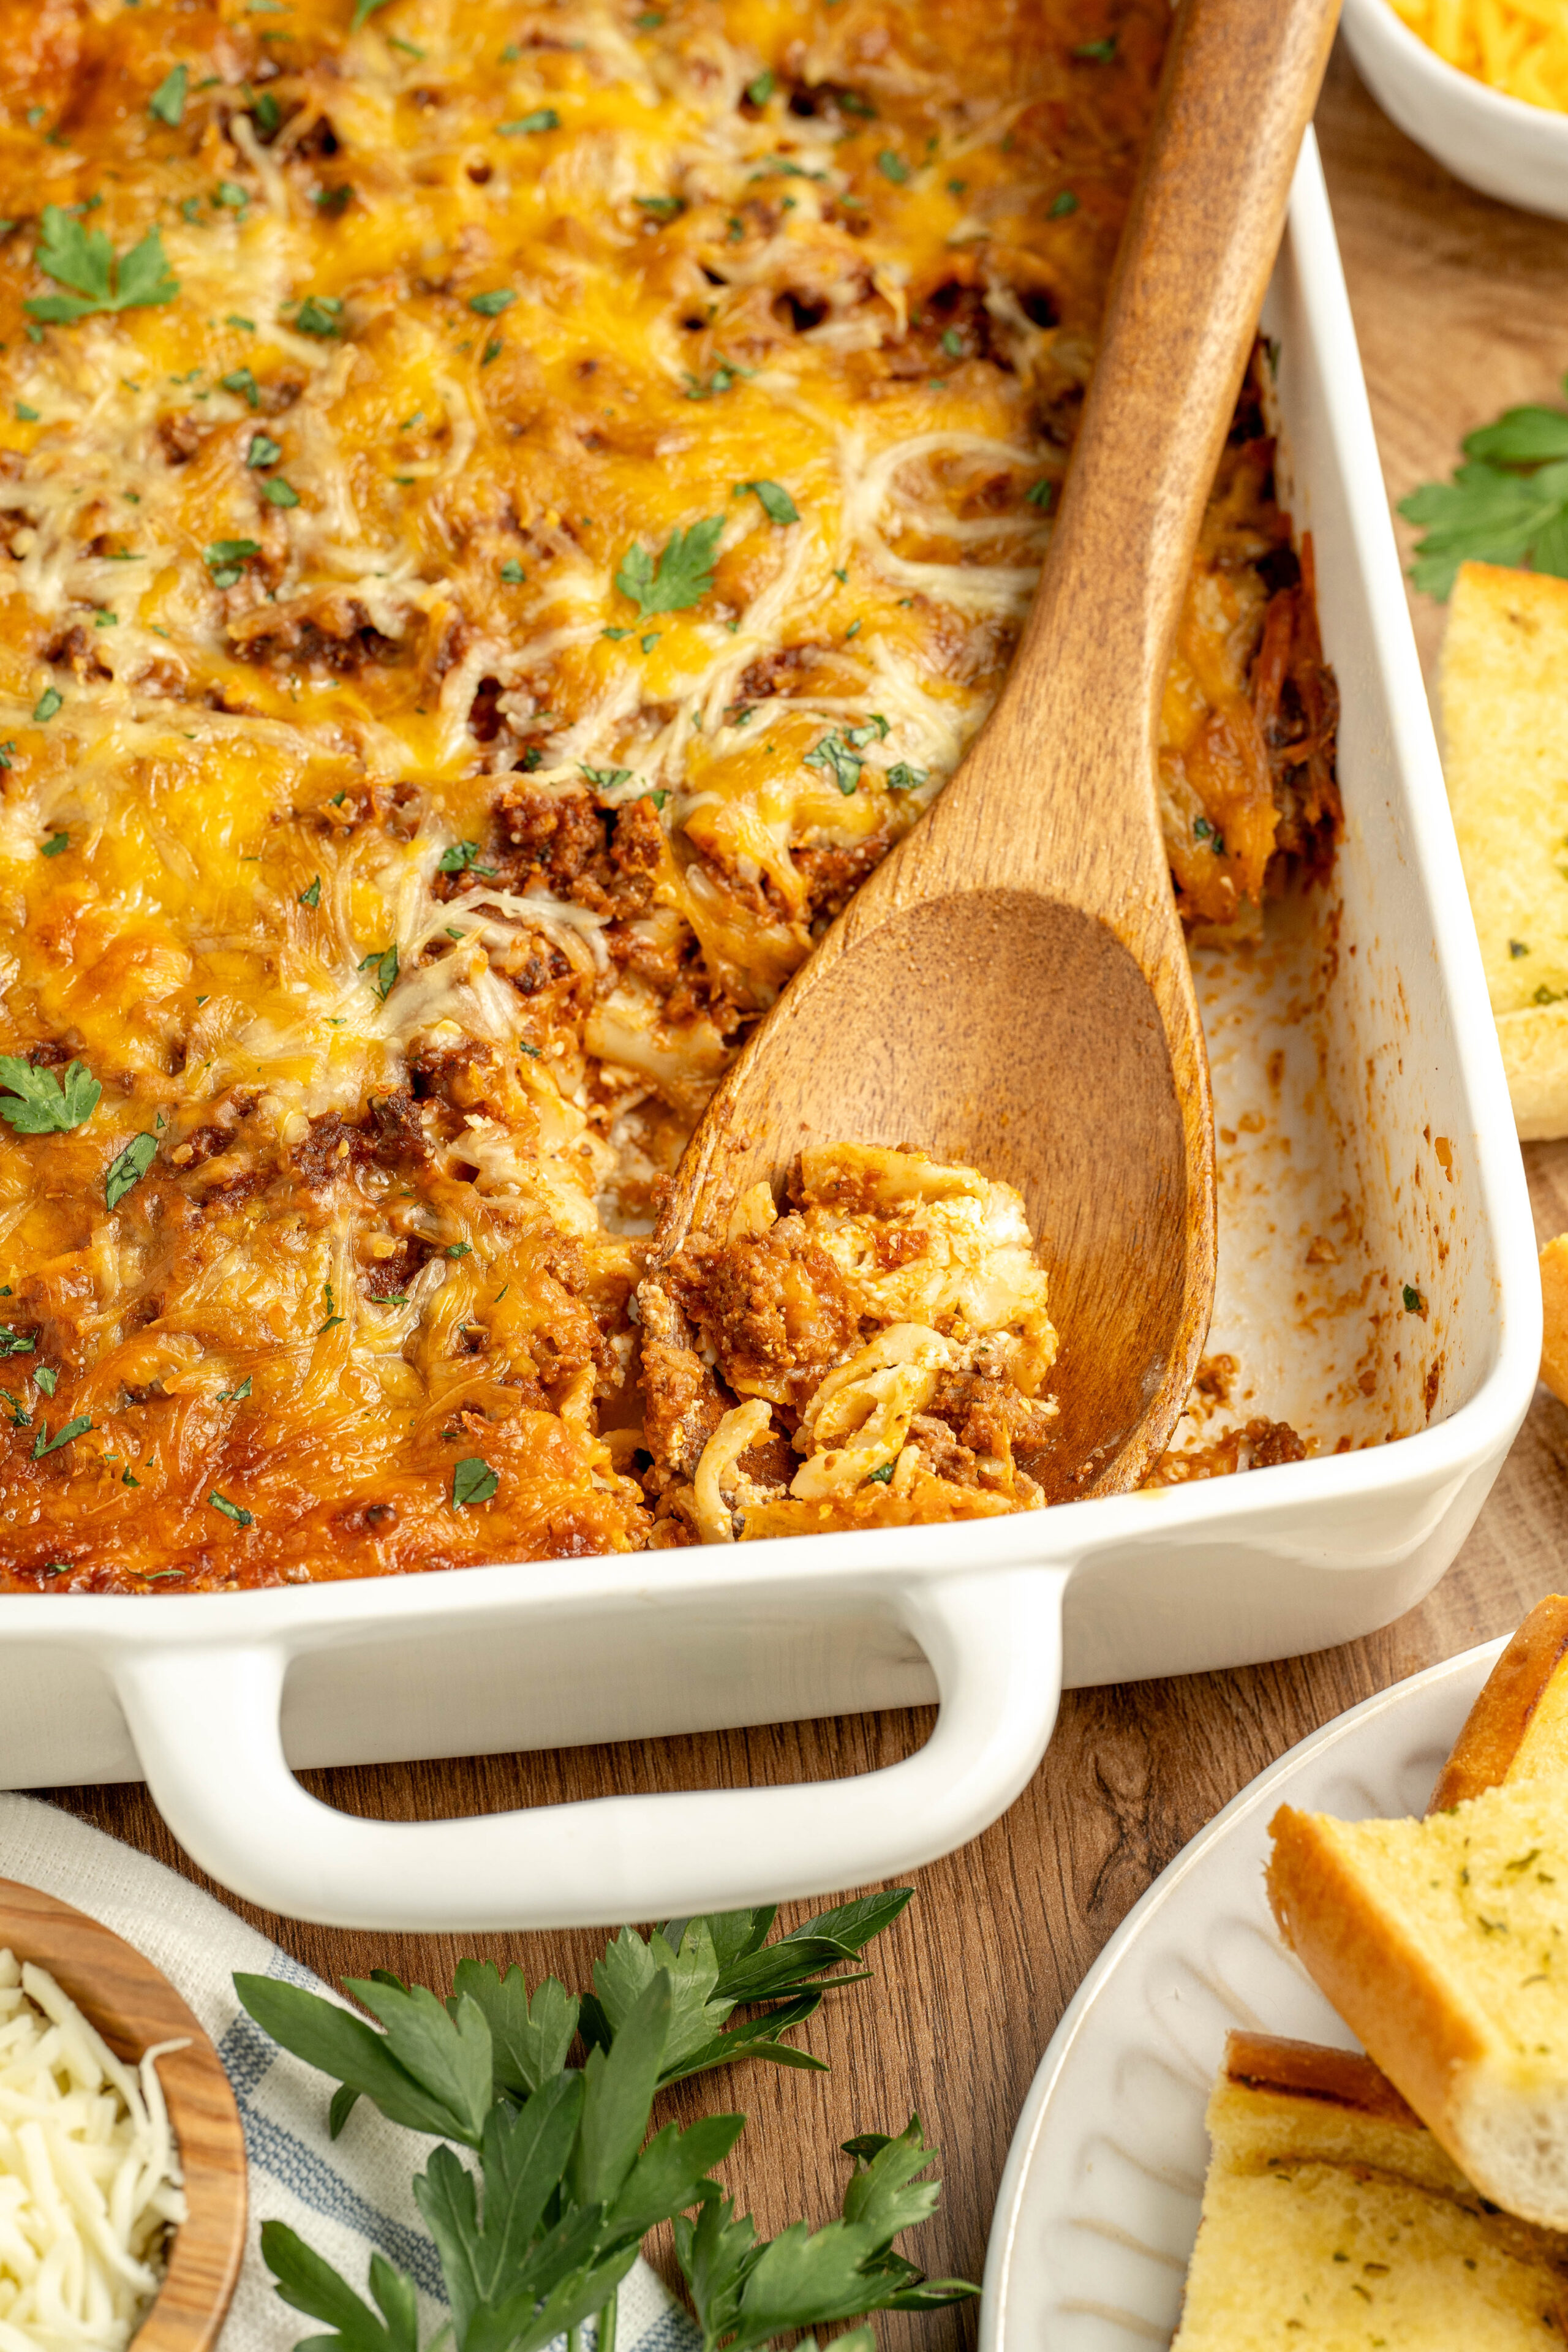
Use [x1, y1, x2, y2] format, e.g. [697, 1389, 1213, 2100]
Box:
[0, 1791, 700, 2352]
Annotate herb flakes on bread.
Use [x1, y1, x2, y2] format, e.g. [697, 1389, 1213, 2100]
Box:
[1172, 2030, 1568, 2348]
[1267, 1597, 1568, 2232]
[1440, 560, 1568, 1139]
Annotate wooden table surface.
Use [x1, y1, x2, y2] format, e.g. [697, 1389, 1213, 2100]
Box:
[34, 39, 1568, 2350]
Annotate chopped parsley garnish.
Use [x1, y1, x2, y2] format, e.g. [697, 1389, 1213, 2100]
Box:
[635, 195, 684, 220]
[205, 536, 260, 589]
[33, 1415, 90, 1458]
[615, 515, 724, 616]
[318, 1279, 345, 1333]
[468, 288, 517, 317]
[499, 110, 560, 135]
[1049, 190, 1079, 217]
[641, 631, 660, 653]
[1400, 373, 1568, 597]
[451, 1455, 499, 1510]
[747, 69, 775, 104]
[13, 402, 37, 423]
[298, 874, 322, 907]
[734, 477, 799, 525]
[805, 731, 864, 794]
[218, 1374, 252, 1402]
[358, 943, 399, 998]
[438, 840, 497, 875]
[24, 208, 178, 325]
[885, 762, 927, 790]
[94, 610, 116, 627]
[387, 37, 424, 59]
[40, 830, 69, 855]
[35, 1366, 56, 1397]
[0, 1327, 34, 1357]
[149, 64, 187, 126]
[250, 90, 282, 135]
[105, 1131, 157, 1209]
[0, 745, 12, 769]
[260, 475, 300, 506]
[292, 294, 343, 337]
[864, 1462, 895, 1484]
[227, 312, 255, 331]
[446, 1241, 472, 1258]
[247, 431, 282, 466]
[32, 688, 60, 723]
[940, 328, 963, 358]
[1403, 1283, 1426, 1313]
[876, 149, 910, 183]
[1072, 36, 1117, 61]
[499, 558, 525, 583]
[209, 1490, 253, 1524]
[213, 180, 249, 211]
[0, 1056, 99, 1136]
[1025, 479, 1054, 509]
[314, 184, 353, 217]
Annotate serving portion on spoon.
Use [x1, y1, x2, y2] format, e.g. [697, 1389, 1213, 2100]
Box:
[644, 0, 1344, 1512]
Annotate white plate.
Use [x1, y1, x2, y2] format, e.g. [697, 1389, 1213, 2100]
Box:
[981, 1639, 1507, 2352]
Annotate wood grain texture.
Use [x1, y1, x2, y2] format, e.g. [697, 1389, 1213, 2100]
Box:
[652, 0, 1338, 1501]
[28, 34, 1568, 2352]
[0, 1875, 246, 2352]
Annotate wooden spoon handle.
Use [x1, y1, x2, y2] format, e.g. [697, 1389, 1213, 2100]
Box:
[991, 0, 1342, 782]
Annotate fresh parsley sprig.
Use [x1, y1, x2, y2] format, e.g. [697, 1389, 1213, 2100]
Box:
[1400, 374, 1568, 598]
[0, 1055, 101, 1135]
[25, 206, 178, 325]
[615, 518, 725, 617]
[236, 1894, 972, 2352]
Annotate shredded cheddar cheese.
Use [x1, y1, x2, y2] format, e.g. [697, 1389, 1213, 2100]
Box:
[0, 0, 1336, 1586]
[1388, 0, 1568, 110]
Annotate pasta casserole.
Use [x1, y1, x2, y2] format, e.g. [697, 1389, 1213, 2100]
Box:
[0, 0, 1337, 1588]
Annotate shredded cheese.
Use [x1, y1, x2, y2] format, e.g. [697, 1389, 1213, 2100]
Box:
[0, 1950, 186, 2352]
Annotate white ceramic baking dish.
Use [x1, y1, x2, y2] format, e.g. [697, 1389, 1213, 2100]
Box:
[1, 134, 1539, 1932]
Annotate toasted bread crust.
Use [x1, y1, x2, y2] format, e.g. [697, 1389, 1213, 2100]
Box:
[1265, 1802, 1486, 2169]
[1223, 2028, 1425, 2124]
[1429, 1595, 1568, 1811]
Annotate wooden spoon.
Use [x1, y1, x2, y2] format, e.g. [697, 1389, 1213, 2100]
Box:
[650, 0, 1344, 1501]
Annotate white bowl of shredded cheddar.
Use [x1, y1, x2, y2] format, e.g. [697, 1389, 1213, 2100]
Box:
[1342, 0, 1568, 216]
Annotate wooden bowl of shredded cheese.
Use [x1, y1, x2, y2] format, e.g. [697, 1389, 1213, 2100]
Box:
[0, 1877, 246, 2352]
[1343, 0, 1568, 216]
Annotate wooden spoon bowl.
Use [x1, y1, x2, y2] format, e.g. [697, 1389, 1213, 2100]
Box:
[0, 1875, 247, 2352]
[653, 0, 1343, 1498]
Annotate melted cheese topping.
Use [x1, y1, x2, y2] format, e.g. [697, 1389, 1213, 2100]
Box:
[0, 0, 1335, 1586]
[0, 1951, 186, 2352]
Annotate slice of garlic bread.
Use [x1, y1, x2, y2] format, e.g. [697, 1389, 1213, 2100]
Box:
[1268, 1777, 1568, 2229]
[1440, 560, 1568, 1139]
[1432, 1596, 1568, 1809]
[1172, 2031, 1568, 2348]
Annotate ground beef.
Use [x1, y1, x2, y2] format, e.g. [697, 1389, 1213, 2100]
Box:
[665, 1223, 861, 1412]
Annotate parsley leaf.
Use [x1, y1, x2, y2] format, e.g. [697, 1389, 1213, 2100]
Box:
[32, 688, 61, 723]
[439, 840, 497, 876]
[359, 943, 399, 1000]
[734, 479, 799, 526]
[209, 1491, 254, 1525]
[351, 0, 391, 26]
[221, 366, 260, 408]
[875, 150, 910, 184]
[218, 1374, 252, 1402]
[615, 516, 725, 616]
[500, 558, 526, 584]
[0, 1325, 34, 1357]
[105, 1131, 157, 1209]
[26, 207, 178, 324]
[34, 1365, 56, 1397]
[299, 873, 322, 907]
[247, 431, 282, 466]
[804, 731, 863, 795]
[469, 288, 516, 317]
[1400, 374, 1568, 598]
[40, 830, 69, 855]
[293, 293, 343, 337]
[499, 110, 560, 135]
[0, 1056, 101, 1135]
[884, 762, 927, 790]
[451, 1455, 499, 1509]
[260, 475, 300, 506]
[205, 536, 260, 590]
[34, 1415, 91, 1458]
[149, 64, 187, 126]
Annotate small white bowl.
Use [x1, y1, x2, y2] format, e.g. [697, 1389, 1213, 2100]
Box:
[1341, 0, 1568, 219]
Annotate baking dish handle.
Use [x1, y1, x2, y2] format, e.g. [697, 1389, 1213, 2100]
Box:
[108, 1564, 1070, 1931]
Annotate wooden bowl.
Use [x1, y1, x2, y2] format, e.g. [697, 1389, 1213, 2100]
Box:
[0, 1874, 247, 2351]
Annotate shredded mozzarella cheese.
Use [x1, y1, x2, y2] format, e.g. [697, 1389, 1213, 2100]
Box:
[0, 1950, 187, 2352]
